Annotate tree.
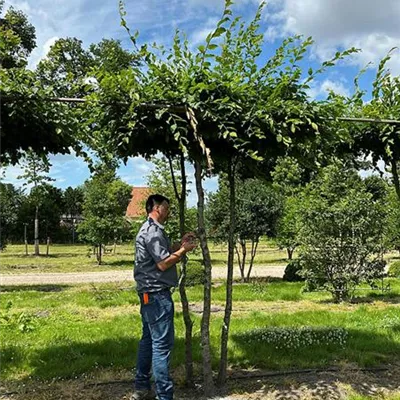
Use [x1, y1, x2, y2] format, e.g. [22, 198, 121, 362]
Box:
[0, 1, 36, 69]
[208, 176, 282, 282]
[77, 167, 132, 265]
[36, 37, 93, 97]
[87, 0, 356, 389]
[62, 186, 84, 243]
[0, 3, 78, 165]
[276, 195, 302, 260]
[299, 165, 387, 302]
[385, 187, 400, 253]
[271, 157, 314, 260]
[17, 153, 54, 255]
[0, 182, 24, 249]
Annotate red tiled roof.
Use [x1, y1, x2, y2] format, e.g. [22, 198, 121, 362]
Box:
[126, 187, 151, 218]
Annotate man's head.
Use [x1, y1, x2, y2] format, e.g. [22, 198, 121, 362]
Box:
[146, 194, 170, 224]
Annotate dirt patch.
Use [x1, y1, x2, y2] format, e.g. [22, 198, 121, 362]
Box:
[2, 366, 399, 400]
[189, 303, 225, 314]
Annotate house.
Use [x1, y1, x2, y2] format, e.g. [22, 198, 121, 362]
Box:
[126, 187, 151, 220]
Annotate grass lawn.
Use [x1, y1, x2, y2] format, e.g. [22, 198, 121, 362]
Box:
[1, 279, 399, 383]
[2, 243, 400, 398]
[0, 241, 290, 274]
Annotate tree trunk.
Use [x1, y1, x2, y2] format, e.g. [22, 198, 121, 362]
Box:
[24, 224, 28, 256]
[217, 157, 236, 386]
[235, 244, 244, 282]
[169, 153, 194, 387]
[287, 247, 294, 260]
[391, 159, 400, 202]
[46, 237, 50, 256]
[194, 159, 215, 396]
[34, 206, 40, 256]
[246, 239, 259, 283]
[97, 244, 102, 265]
[240, 239, 247, 283]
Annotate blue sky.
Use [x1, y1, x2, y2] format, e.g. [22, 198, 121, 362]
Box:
[3, 0, 400, 204]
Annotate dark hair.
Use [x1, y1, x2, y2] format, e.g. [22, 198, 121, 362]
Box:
[145, 194, 170, 214]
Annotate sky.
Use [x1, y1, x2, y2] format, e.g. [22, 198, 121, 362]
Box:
[2, 0, 400, 204]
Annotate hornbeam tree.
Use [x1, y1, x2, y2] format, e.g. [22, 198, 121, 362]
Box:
[82, 0, 356, 392]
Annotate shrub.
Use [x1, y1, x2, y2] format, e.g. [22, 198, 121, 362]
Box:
[283, 259, 305, 282]
[388, 261, 400, 278]
[184, 260, 205, 287]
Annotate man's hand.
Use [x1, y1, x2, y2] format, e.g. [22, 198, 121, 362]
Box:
[181, 232, 197, 244]
[181, 239, 197, 252]
[157, 235, 197, 271]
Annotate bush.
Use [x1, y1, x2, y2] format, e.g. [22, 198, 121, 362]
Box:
[388, 261, 400, 278]
[283, 259, 305, 282]
[184, 260, 205, 287]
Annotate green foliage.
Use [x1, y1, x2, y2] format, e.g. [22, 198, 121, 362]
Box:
[0, 301, 36, 333]
[184, 260, 205, 287]
[385, 189, 400, 252]
[88, 1, 356, 177]
[299, 165, 388, 302]
[283, 259, 305, 282]
[272, 156, 312, 196]
[0, 68, 79, 164]
[63, 187, 84, 218]
[0, 4, 80, 164]
[207, 176, 282, 280]
[276, 195, 302, 260]
[0, 183, 24, 249]
[388, 261, 400, 278]
[342, 50, 400, 201]
[0, 3, 36, 68]
[77, 167, 132, 264]
[208, 176, 282, 242]
[36, 37, 137, 98]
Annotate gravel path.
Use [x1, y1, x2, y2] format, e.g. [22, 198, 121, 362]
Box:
[0, 266, 285, 286]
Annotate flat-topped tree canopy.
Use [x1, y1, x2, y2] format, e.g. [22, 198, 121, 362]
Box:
[0, 69, 80, 165]
[85, 1, 354, 177]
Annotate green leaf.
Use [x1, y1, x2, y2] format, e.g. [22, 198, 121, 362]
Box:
[213, 27, 226, 39]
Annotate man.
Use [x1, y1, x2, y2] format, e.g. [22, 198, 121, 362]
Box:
[132, 194, 197, 400]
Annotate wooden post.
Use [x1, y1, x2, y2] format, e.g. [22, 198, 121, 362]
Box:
[24, 223, 28, 256]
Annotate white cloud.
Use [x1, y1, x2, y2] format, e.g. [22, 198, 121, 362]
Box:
[307, 78, 350, 99]
[265, 0, 400, 74]
[190, 17, 219, 46]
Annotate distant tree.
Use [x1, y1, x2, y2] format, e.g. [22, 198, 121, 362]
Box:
[208, 176, 282, 282]
[0, 0, 36, 69]
[385, 188, 400, 253]
[77, 167, 132, 264]
[0, 182, 24, 249]
[272, 157, 310, 261]
[276, 196, 302, 260]
[299, 165, 387, 302]
[61, 186, 84, 243]
[17, 152, 54, 255]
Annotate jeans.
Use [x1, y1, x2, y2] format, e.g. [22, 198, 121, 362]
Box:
[135, 290, 174, 400]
